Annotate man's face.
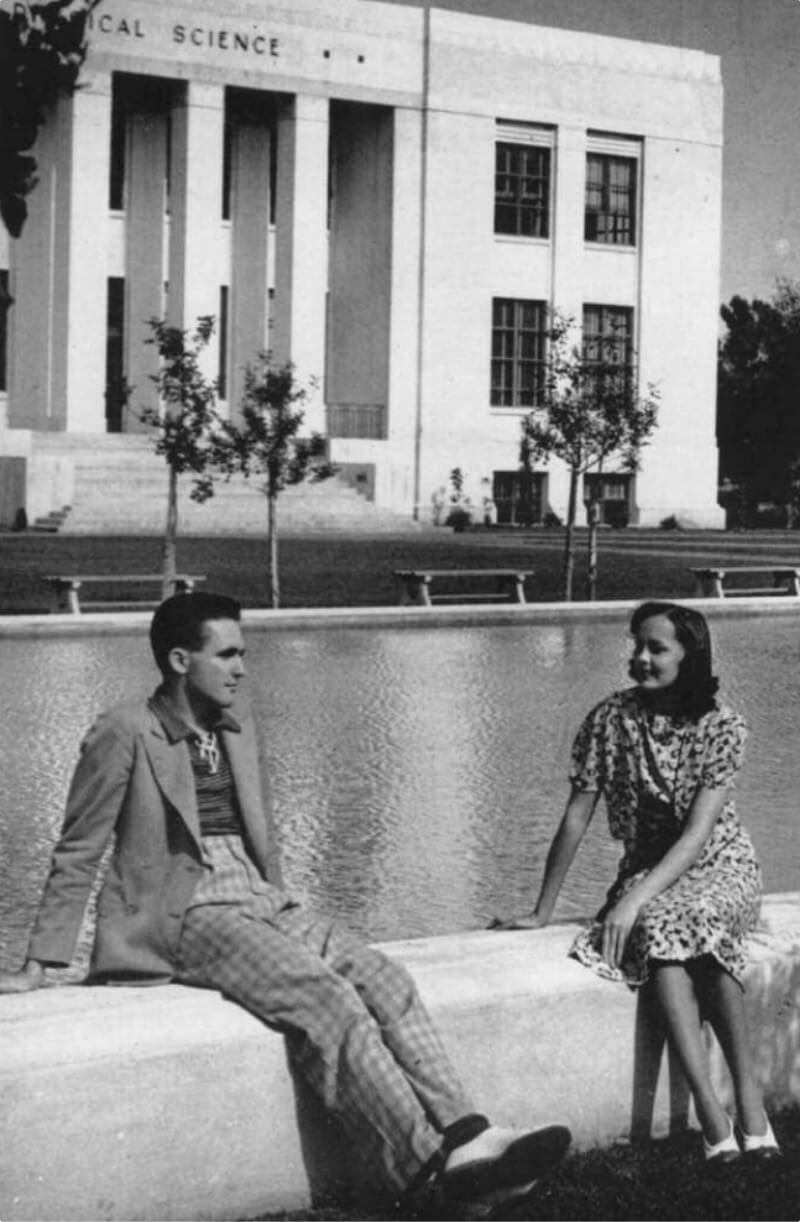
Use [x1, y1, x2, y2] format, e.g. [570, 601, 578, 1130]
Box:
[176, 618, 246, 717]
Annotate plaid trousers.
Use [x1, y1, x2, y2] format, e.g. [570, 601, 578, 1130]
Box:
[175, 836, 474, 1194]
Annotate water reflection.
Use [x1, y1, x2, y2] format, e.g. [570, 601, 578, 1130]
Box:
[1, 616, 798, 974]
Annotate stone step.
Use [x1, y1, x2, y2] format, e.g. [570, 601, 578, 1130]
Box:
[30, 434, 418, 534]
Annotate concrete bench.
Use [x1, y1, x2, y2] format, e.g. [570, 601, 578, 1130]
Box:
[42, 573, 206, 614]
[689, 566, 800, 599]
[394, 568, 534, 606]
[2, 892, 798, 1222]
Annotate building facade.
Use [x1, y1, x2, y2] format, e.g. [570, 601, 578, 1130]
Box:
[0, 0, 725, 527]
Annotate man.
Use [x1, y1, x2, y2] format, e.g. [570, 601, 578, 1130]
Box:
[0, 592, 570, 1214]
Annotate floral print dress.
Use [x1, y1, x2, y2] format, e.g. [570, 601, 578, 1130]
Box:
[568, 689, 761, 988]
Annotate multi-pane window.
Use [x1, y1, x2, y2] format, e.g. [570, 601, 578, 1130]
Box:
[582, 305, 634, 392]
[494, 142, 551, 238]
[583, 472, 632, 527]
[491, 298, 548, 408]
[584, 153, 637, 245]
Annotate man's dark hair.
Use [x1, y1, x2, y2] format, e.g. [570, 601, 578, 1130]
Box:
[629, 600, 719, 720]
[150, 591, 242, 677]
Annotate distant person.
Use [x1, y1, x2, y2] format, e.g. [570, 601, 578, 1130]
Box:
[480, 479, 498, 527]
[431, 485, 447, 526]
[493, 601, 780, 1165]
[0, 591, 570, 1214]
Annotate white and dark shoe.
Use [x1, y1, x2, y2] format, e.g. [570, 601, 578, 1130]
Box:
[441, 1123, 572, 1215]
[702, 1114, 741, 1167]
[738, 1114, 782, 1160]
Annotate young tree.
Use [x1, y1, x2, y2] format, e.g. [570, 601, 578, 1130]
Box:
[520, 312, 658, 601]
[219, 356, 334, 608]
[139, 316, 225, 598]
[0, 0, 100, 238]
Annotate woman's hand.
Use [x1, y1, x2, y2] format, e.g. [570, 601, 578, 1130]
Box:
[488, 911, 549, 931]
[601, 894, 642, 967]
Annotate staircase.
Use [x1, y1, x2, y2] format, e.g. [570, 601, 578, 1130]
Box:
[30, 434, 419, 535]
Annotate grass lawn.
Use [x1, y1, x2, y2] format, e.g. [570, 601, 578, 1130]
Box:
[0, 528, 756, 613]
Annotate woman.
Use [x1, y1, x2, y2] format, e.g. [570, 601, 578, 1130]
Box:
[495, 602, 780, 1164]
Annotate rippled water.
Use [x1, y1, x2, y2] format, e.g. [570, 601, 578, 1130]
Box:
[1, 615, 798, 973]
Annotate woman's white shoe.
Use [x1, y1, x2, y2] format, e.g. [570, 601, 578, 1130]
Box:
[702, 1115, 740, 1163]
[738, 1115, 782, 1159]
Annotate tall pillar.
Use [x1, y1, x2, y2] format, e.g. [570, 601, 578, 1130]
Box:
[124, 104, 168, 431]
[9, 71, 112, 432]
[229, 117, 271, 417]
[273, 94, 328, 431]
[167, 82, 224, 377]
[388, 106, 422, 449]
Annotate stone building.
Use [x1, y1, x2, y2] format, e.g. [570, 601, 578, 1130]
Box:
[0, 0, 725, 529]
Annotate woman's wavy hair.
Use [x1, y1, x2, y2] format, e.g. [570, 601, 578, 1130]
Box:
[629, 601, 719, 720]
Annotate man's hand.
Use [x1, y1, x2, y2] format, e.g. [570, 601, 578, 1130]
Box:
[488, 911, 549, 931]
[0, 959, 45, 994]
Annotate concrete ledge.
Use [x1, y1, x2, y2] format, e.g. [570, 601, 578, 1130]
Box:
[2, 893, 799, 1222]
[1, 594, 799, 638]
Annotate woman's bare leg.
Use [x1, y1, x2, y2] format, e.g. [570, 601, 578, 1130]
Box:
[690, 958, 765, 1135]
[650, 961, 731, 1143]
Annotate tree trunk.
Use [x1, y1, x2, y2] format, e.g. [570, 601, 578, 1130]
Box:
[586, 499, 600, 600]
[161, 465, 178, 600]
[267, 491, 280, 608]
[562, 466, 579, 601]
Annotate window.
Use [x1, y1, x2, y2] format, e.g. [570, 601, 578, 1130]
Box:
[218, 285, 229, 400]
[585, 152, 637, 245]
[105, 277, 126, 432]
[582, 304, 634, 394]
[493, 470, 546, 526]
[491, 298, 548, 408]
[494, 142, 551, 238]
[109, 80, 127, 210]
[0, 270, 10, 393]
[583, 472, 632, 527]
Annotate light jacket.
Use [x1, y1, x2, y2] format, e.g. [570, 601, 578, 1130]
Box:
[27, 694, 282, 983]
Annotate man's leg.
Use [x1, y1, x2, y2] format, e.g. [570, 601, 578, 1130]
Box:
[176, 902, 454, 1195]
[274, 905, 474, 1134]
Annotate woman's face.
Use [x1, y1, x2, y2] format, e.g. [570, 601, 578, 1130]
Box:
[630, 614, 686, 691]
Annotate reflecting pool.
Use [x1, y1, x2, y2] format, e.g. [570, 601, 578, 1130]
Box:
[1, 614, 798, 974]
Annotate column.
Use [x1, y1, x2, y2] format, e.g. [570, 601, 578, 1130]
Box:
[548, 124, 587, 517]
[273, 94, 328, 431]
[387, 106, 422, 451]
[167, 82, 224, 377]
[327, 103, 392, 419]
[124, 104, 169, 431]
[229, 117, 271, 417]
[9, 71, 112, 432]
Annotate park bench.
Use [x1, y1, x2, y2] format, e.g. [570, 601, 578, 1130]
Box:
[689, 566, 800, 599]
[43, 573, 206, 614]
[394, 568, 534, 607]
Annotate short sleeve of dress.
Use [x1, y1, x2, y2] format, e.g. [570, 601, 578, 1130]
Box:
[699, 707, 747, 789]
[569, 700, 609, 792]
